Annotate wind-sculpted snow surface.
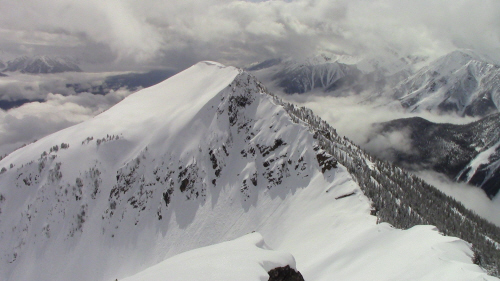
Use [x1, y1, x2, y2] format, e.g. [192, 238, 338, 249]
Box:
[121, 233, 302, 281]
[0, 62, 497, 281]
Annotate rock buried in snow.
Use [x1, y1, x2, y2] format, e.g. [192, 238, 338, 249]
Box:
[316, 150, 338, 173]
[268, 265, 305, 281]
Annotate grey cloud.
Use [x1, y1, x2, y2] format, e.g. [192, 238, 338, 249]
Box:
[281, 92, 477, 160]
[0, 89, 133, 156]
[0, 72, 110, 101]
[363, 128, 415, 162]
[417, 170, 500, 227]
[1, 0, 499, 70]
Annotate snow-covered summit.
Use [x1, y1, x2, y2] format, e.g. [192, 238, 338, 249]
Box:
[0, 61, 497, 281]
[4, 61, 239, 164]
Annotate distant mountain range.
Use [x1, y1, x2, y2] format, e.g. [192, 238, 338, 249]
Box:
[249, 49, 500, 117]
[248, 54, 403, 97]
[394, 50, 500, 117]
[248, 55, 364, 95]
[1, 56, 82, 74]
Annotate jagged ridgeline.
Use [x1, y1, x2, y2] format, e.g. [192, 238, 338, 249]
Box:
[269, 92, 500, 275]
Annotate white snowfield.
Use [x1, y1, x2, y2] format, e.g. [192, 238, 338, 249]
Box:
[121, 232, 297, 281]
[0, 61, 496, 281]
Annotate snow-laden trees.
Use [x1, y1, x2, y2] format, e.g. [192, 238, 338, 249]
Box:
[264, 88, 500, 276]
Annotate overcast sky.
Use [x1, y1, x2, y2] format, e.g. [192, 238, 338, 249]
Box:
[1, 0, 499, 71]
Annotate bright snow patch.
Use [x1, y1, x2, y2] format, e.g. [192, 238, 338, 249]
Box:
[121, 232, 295, 281]
[464, 140, 500, 182]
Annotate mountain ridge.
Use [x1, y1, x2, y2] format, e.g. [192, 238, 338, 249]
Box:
[0, 61, 498, 281]
[393, 50, 500, 117]
[3, 55, 82, 74]
[250, 50, 500, 117]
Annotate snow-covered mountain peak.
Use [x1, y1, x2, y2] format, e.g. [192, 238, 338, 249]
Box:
[0, 61, 498, 281]
[428, 49, 494, 75]
[0, 61, 320, 280]
[392, 49, 500, 116]
[4, 61, 239, 164]
[299, 54, 335, 65]
[281, 53, 363, 68]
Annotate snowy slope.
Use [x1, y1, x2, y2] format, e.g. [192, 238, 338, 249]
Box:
[121, 233, 300, 281]
[0, 61, 496, 281]
[459, 139, 500, 197]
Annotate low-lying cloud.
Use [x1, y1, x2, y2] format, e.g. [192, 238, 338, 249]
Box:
[363, 128, 415, 162]
[281, 93, 476, 148]
[0, 89, 132, 157]
[417, 170, 500, 227]
[0, 72, 118, 101]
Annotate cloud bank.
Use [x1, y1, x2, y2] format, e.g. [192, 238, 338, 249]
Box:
[282, 93, 477, 148]
[417, 171, 500, 227]
[0, 89, 132, 157]
[1, 0, 499, 70]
